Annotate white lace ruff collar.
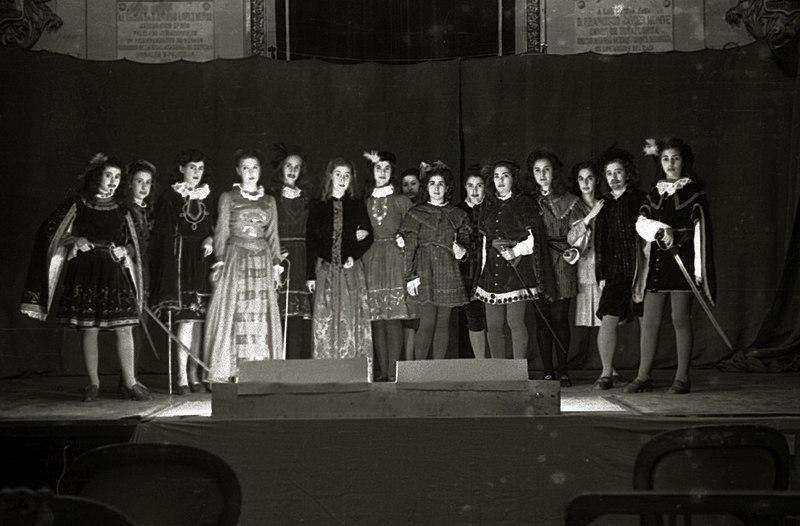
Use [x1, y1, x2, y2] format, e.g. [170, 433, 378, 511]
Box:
[371, 185, 394, 198]
[281, 186, 302, 199]
[172, 182, 210, 200]
[234, 183, 265, 201]
[656, 177, 691, 196]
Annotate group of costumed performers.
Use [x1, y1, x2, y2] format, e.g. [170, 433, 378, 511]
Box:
[19, 136, 717, 400]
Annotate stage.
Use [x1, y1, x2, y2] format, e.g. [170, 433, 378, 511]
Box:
[1, 368, 799, 525]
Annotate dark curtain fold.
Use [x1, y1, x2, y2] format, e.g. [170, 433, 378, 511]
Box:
[1, 41, 797, 377]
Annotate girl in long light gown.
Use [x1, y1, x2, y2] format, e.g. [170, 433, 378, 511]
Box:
[204, 149, 285, 382]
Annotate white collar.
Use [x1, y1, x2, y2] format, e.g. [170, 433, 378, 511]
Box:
[371, 185, 394, 198]
[498, 191, 512, 201]
[465, 197, 484, 208]
[427, 200, 448, 207]
[173, 182, 210, 200]
[233, 183, 265, 201]
[96, 190, 114, 200]
[134, 198, 146, 207]
[656, 177, 691, 196]
[281, 186, 302, 199]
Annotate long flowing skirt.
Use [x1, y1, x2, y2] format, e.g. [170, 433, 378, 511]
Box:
[204, 246, 283, 382]
[312, 259, 373, 359]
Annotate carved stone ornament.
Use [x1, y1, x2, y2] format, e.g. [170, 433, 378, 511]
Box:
[0, 0, 62, 49]
[526, 0, 544, 53]
[726, 0, 800, 74]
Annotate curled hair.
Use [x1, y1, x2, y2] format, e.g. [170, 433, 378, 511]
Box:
[570, 161, 601, 200]
[656, 137, 699, 183]
[596, 147, 640, 197]
[525, 148, 569, 195]
[127, 159, 159, 208]
[320, 157, 358, 200]
[268, 146, 310, 197]
[417, 161, 454, 204]
[234, 148, 263, 168]
[169, 148, 209, 185]
[78, 153, 129, 207]
[481, 159, 523, 202]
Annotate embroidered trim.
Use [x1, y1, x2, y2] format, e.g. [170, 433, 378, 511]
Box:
[233, 183, 265, 201]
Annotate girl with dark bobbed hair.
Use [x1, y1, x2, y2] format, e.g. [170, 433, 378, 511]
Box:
[21, 153, 151, 401]
[628, 137, 716, 394]
[399, 161, 471, 360]
[150, 148, 216, 394]
[527, 148, 584, 387]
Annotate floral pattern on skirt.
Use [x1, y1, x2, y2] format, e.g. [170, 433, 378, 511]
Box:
[312, 259, 373, 360]
[362, 238, 409, 320]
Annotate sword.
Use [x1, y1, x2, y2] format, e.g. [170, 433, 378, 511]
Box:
[666, 245, 733, 351]
[142, 304, 211, 372]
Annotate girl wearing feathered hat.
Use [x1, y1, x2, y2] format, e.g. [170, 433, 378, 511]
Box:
[20, 153, 151, 401]
[399, 161, 471, 360]
[629, 137, 716, 394]
[361, 150, 413, 381]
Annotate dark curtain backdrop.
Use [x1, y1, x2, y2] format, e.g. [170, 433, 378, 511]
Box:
[0, 49, 460, 377]
[462, 43, 799, 370]
[1, 41, 797, 377]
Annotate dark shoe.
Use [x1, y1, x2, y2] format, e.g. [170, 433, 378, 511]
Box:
[122, 382, 153, 401]
[189, 382, 207, 393]
[175, 384, 190, 396]
[83, 384, 100, 402]
[667, 378, 691, 394]
[593, 376, 613, 390]
[622, 377, 653, 393]
[543, 374, 556, 381]
[611, 372, 627, 384]
[560, 375, 573, 388]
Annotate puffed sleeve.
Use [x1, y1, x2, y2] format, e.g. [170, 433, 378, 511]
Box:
[213, 192, 231, 263]
[399, 207, 421, 281]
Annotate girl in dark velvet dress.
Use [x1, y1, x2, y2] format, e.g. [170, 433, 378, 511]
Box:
[21, 154, 151, 402]
[630, 138, 716, 395]
[150, 149, 215, 394]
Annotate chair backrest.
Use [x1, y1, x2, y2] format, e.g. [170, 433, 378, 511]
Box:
[1, 487, 136, 526]
[564, 490, 800, 526]
[60, 443, 241, 526]
[633, 425, 791, 491]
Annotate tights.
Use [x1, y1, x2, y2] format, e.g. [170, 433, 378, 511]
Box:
[81, 327, 136, 388]
[637, 291, 693, 382]
[484, 301, 528, 359]
[372, 319, 403, 379]
[533, 298, 571, 377]
[414, 303, 452, 360]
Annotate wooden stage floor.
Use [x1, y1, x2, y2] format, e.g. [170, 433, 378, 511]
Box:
[1, 367, 798, 421]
